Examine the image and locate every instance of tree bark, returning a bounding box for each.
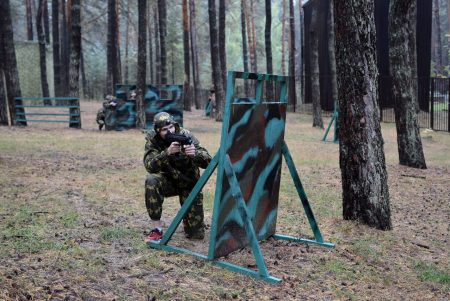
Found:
[0,57,8,125]
[281,0,286,75]
[208,0,224,121]
[182,0,191,111]
[328,0,338,105]
[158,0,167,84]
[68,0,81,128]
[265,0,274,100]
[389,0,427,169]
[106,0,119,95]
[288,0,296,112]
[37,0,50,102]
[0,0,25,125]
[297,0,304,104]
[334,1,391,230]
[136,0,147,129]
[52,0,61,96]
[189,0,201,109]
[219,0,227,85]
[147,2,154,84]
[26,0,34,40]
[433,0,443,75]
[241,0,250,95]
[60,0,71,96]
[310,7,322,127]
[154,6,161,84]
[80,45,87,98]
[124,0,131,84]
[43,0,50,44]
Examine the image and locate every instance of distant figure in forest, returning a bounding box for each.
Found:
[205,88,216,119]
[96,95,117,130]
[143,112,212,242]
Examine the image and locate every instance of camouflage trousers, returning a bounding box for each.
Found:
[145,173,204,238]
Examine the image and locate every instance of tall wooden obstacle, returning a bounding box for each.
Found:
[147,71,334,283]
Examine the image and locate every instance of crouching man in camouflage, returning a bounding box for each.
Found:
[144,112,212,241]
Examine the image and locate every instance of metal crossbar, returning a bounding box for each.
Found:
[14,97,81,128]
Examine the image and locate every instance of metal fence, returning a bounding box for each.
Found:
[380,77,450,132]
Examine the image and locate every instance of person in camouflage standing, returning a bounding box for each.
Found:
[144,112,212,241]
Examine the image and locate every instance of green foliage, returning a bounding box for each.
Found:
[414,261,450,285]
[100,225,138,241]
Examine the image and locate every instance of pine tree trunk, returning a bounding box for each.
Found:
[288,0,296,112]
[68,0,81,128]
[265,0,274,100]
[52,0,61,96]
[208,0,224,121]
[37,0,50,102]
[106,0,118,95]
[328,0,338,104]
[0,0,25,125]
[147,2,153,84]
[219,0,227,85]
[241,0,250,95]
[115,0,122,83]
[310,8,322,127]
[60,0,70,96]
[389,0,427,169]
[43,0,50,44]
[281,0,286,75]
[136,0,147,129]
[189,0,201,109]
[26,0,34,40]
[154,6,161,84]
[297,0,304,104]
[182,0,191,111]
[80,47,87,98]
[250,0,257,72]
[0,60,8,125]
[158,0,167,84]
[334,0,391,230]
[433,0,443,75]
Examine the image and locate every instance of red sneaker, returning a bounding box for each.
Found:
[145,228,163,242]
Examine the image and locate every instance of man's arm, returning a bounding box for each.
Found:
[188,134,212,169]
[143,142,171,173]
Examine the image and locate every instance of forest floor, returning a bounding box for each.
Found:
[0,100,449,300]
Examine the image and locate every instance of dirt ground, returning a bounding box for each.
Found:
[0,100,449,300]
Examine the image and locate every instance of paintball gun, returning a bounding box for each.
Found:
[165,132,193,146]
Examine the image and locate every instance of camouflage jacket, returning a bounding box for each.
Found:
[143,128,212,185]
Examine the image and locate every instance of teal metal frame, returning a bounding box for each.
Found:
[148,71,334,283]
[322,101,339,143]
[14,97,81,127]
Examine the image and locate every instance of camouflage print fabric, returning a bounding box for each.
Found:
[144,127,212,238]
[145,173,205,237]
[96,107,106,129]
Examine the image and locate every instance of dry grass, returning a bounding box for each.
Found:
[0,100,449,300]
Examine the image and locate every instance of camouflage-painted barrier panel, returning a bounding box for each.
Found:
[144,85,183,129]
[213,102,287,258]
[110,84,183,130]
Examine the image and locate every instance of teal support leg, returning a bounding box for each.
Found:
[281,141,334,247]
